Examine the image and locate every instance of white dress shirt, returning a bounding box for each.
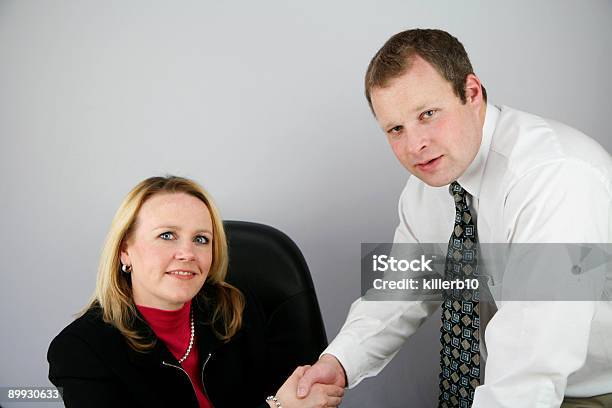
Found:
[324,104,612,407]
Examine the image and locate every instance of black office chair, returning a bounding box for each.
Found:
[223,221,328,378]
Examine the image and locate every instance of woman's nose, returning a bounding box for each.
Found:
[175,241,196,261]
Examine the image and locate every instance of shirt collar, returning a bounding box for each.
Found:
[456,103,499,198]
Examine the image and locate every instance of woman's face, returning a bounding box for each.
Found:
[120,192,213,310]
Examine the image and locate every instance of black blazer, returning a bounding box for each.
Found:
[48,285,310,408]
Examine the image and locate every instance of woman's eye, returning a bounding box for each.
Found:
[194,235,209,245]
[159,232,174,240]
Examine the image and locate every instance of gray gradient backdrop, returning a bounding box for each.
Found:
[1,1,611,407]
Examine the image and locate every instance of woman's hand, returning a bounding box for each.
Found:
[268,366,344,408]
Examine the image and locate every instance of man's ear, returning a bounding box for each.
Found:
[464,73,484,105]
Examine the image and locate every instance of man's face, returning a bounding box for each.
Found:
[370,56,484,187]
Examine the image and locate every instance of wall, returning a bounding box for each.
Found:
[1,1,610,406]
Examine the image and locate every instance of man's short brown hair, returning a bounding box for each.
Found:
[365,28,487,113]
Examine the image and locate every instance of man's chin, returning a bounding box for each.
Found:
[423,180,451,187]
[410,172,453,187]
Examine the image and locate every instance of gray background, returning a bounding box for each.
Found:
[1,1,611,407]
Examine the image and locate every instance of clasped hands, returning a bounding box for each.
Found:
[269,355,346,408]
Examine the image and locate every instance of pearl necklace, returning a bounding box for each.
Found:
[178,309,195,364]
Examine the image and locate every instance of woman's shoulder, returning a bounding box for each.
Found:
[198,281,264,319]
[50,306,116,345]
[193,282,266,347]
[47,306,126,375]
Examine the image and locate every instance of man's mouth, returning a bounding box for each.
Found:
[416,155,443,171]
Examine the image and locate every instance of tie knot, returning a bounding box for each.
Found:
[449,181,468,208]
[449,181,466,196]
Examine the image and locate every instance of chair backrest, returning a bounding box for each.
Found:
[223,221,328,363]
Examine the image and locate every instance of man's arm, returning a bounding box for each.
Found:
[297,181,441,394]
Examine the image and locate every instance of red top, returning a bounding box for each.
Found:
[137,301,212,408]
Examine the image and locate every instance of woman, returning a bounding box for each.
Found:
[48,176,343,408]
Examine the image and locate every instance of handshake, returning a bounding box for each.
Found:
[267,355,347,408]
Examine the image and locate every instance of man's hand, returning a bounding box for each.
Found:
[272,365,344,408]
[296,354,347,398]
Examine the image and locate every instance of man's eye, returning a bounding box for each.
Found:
[420,110,436,120]
[159,232,174,240]
[194,235,209,245]
[388,125,403,134]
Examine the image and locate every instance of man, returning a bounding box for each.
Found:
[296,29,612,407]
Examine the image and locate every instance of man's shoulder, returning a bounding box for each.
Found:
[489,105,611,184]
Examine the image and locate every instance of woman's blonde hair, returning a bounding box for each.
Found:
[84,176,244,351]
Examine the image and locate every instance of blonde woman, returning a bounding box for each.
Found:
[48,176,343,408]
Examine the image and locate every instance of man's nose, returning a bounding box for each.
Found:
[405,131,428,156]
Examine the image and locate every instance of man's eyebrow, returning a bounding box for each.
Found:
[413,103,427,113]
[381,121,396,130]
[152,225,213,234]
[381,104,428,130]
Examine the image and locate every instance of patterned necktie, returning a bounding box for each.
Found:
[439,181,480,408]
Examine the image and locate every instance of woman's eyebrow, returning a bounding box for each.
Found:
[152,225,212,234]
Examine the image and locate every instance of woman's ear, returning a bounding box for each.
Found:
[119,240,131,266]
